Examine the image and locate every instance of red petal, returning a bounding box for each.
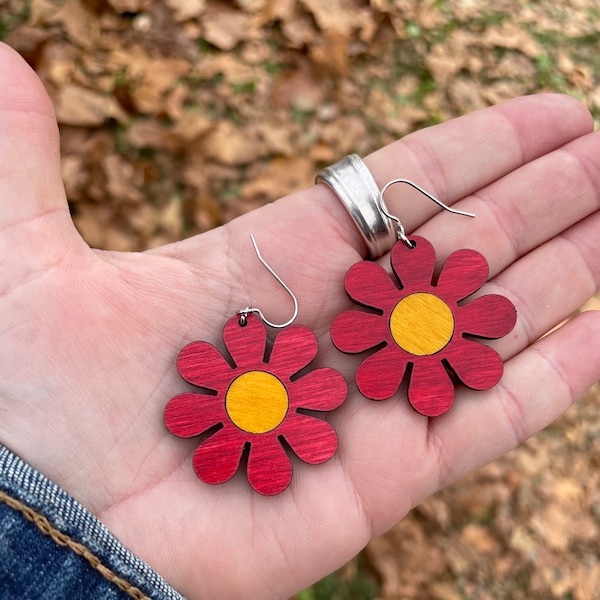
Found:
[289,368,347,411]
[456,294,517,339]
[246,436,292,495]
[445,338,504,390]
[192,426,246,484]
[164,392,224,438]
[436,249,489,300]
[344,260,400,309]
[330,310,390,354]
[222,314,267,369]
[177,342,233,390]
[269,324,317,377]
[390,236,436,291]
[408,359,454,417]
[356,345,409,400]
[281,415,338,464]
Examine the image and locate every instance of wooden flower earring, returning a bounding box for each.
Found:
[318,155,516,417]
[164,235,347,495]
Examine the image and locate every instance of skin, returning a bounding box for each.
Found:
[1,42,600,599]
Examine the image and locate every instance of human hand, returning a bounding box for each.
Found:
[1,42,599,599]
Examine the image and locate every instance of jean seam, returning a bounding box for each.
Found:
[0,488,151,600]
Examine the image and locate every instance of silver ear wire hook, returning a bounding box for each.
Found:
[379,179,476,248]
[237,234,299,329]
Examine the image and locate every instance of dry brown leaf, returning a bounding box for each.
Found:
[447,77,488,112]
[104,227,138,252]
[531,504,576,551]
[55,85,128,127]
[257,122,298,156]
[127,120,170,150]
[165,84,188,121]
[281,11,317,47]
[480,22,541,58]
[198,121,264,166]
[4,25,50,55]
[122,50,191,114]
[240,156,314,202]
[194,53,256,84]
[308,30,350,75]
[49,0,99,49]
[165,0,207,21]
[201,3,253,50]
[459,524,498,554]
[299,0,373,38]
[255,0,294,27]
[428,582,462,600]
[233,0,267,12]
[368,517,446,597]
[440,537,477,576]
[481,81,530,105]
[271,64,328,111]
[415,0,446,29]
[171,110,213,143]
[415,497,450,531]
[107,0,144,13]
[509,526,538,560]
[29,0,60,24]
[72,204,114,249]
[102,154,144,203]
[425,44,464,87]
[127,204,159,236]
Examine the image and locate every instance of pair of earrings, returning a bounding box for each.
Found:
[164,158,516,496]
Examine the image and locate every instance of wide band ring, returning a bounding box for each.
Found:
[315,154,397,259]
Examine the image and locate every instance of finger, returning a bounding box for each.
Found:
[417,130,600,273]
[0,44,81,277]
[428,310,600,494]
[364,94,594,236]
[0,44,70,227]
[481,207,600,360]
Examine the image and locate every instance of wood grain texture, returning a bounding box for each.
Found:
[165,314,347,495]
[331,236,517,417]
[389,292,455,355]
[225,370,289,434]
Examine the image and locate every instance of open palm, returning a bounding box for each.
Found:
[2,43,600,599]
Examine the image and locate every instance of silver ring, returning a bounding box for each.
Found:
[315,154,397,259]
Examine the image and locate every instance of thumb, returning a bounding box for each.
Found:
[0,43,78,254]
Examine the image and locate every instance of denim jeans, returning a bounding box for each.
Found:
[0,444,185,600]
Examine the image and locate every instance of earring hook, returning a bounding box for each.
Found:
[379,179,475,248]
[237,234,299,329]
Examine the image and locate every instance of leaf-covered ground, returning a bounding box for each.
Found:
[2,1,600,598]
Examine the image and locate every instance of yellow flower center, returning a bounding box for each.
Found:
[390,292,455,356]
[225,371,289,434]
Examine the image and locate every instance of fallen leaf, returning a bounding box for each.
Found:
[459,524,498,554]
[107,0,144,13]
[198,121,264,165]
[165,0,207,21]
[480,22,541,58]
[201,3,253,50]
[49,0,99,49]
[102,154,144,203]
[55,85,128,126]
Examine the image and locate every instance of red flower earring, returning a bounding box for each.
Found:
[164,235,347,495]
[318,155,516,417]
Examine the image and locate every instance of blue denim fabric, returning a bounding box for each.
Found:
[0,444,185,600]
